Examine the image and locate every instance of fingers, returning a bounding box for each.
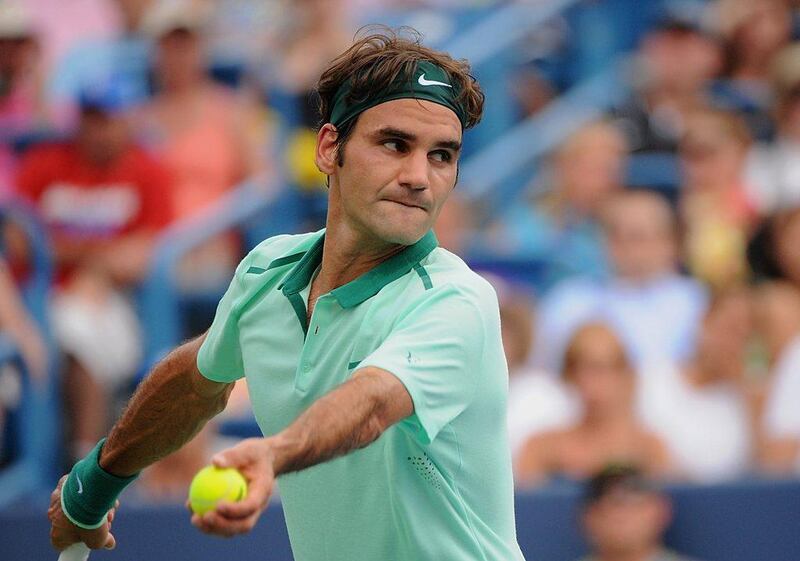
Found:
[50,525,77,551]
[211,448,246,469]
[211,438,264,469]
[79,525,111,550]
[215,476,272,520]
[191,509,262,537]
[48,474,121,552]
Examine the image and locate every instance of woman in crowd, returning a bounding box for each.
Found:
[638,289,755,482]
[515,323,671,487]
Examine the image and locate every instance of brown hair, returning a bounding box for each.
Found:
[315,26,485,163]
[561,323,633,381]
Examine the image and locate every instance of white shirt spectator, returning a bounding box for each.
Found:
[747,140,800,213]
[763,336,800,447]
[507,368,578,461]
[532,274,707,373]
[637,361,751,482]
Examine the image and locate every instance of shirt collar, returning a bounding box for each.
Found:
[281,229,438,308]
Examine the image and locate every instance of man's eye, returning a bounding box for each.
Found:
[384,140,404,152]
[430,150,452,163]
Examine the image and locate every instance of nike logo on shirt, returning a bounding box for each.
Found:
[418,74,452,88]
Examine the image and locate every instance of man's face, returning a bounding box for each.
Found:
[643,30,720,93]
[78,110,129,165]
[157,29,203,86]
[565,330,633,411]
[583,489,670,556]
[604,198,676,281]
[318,99,462,246]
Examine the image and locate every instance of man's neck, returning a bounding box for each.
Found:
[314,221,407,294]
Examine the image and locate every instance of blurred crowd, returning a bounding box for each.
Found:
[1,3,800,548]
[495,0,800,491]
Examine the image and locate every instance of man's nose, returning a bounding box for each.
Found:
[398,150,430,190]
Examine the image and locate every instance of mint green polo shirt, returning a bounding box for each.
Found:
[197,229,525,561]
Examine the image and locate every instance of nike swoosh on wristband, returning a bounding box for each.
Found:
[418,74,452,88]
[76,473,84,494]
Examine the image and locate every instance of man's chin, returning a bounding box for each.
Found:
[373,225,429,247]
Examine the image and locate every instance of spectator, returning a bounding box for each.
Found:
[482,274,577,461]
[0,253,48,466]
[48,0,157,125]
[433,193,475,257]
[533,190,706,372]
[515,323,671,487]
[747,43,800,212]
[771,206,800,286]
[753,281,800,473]
[0,3,53,138]
[15,87,172,461]
[471,121,626,285]
[20,0,118,74]
[577,465,703,561]
[679,108,757,289]
[712,0,793,139]
[611,17,722,153]
[638,290,755,482]
[0,256,47,382]
[269,0,351,101]
[134,0,269,289]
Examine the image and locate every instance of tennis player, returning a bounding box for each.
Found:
[48,28,526,560]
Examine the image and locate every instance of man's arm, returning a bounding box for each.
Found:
[49,333,233,550]
[100,334,233,476]
[193,366,413,537]
[270,366,413,474]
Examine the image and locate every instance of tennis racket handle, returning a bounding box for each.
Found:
[58,542,91,561]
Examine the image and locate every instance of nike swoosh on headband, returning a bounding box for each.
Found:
[418,74,452,88]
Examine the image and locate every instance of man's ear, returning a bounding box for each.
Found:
[316,124,339,175]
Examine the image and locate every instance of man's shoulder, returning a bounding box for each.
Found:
[414,247,499,310]
[241,230,323,272]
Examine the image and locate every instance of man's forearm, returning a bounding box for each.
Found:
[99,336,233,476]
[268,368,413,476]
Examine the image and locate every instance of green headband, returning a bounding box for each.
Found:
[329,60,466,129]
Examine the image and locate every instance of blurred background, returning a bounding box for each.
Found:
[1,0,800,559]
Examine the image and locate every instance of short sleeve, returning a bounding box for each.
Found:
[196,258,250,383]
[360,285,489,445]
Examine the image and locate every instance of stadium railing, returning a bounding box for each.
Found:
[442,0,582,152]
[0,203,59,509]
[0,336,43,508]
[458,61,630,221]
[139,178,281,367]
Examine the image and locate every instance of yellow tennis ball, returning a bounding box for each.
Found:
[188,466,248,515]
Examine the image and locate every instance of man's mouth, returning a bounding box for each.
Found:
[386,199,427,210]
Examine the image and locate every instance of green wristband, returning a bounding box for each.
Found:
[61,438,139,529]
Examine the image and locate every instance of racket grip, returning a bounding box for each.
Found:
[58,542,91,561]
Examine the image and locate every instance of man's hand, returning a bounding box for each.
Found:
[189,438,276,537]
[48,475,118,551]
[189,368,412,537]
